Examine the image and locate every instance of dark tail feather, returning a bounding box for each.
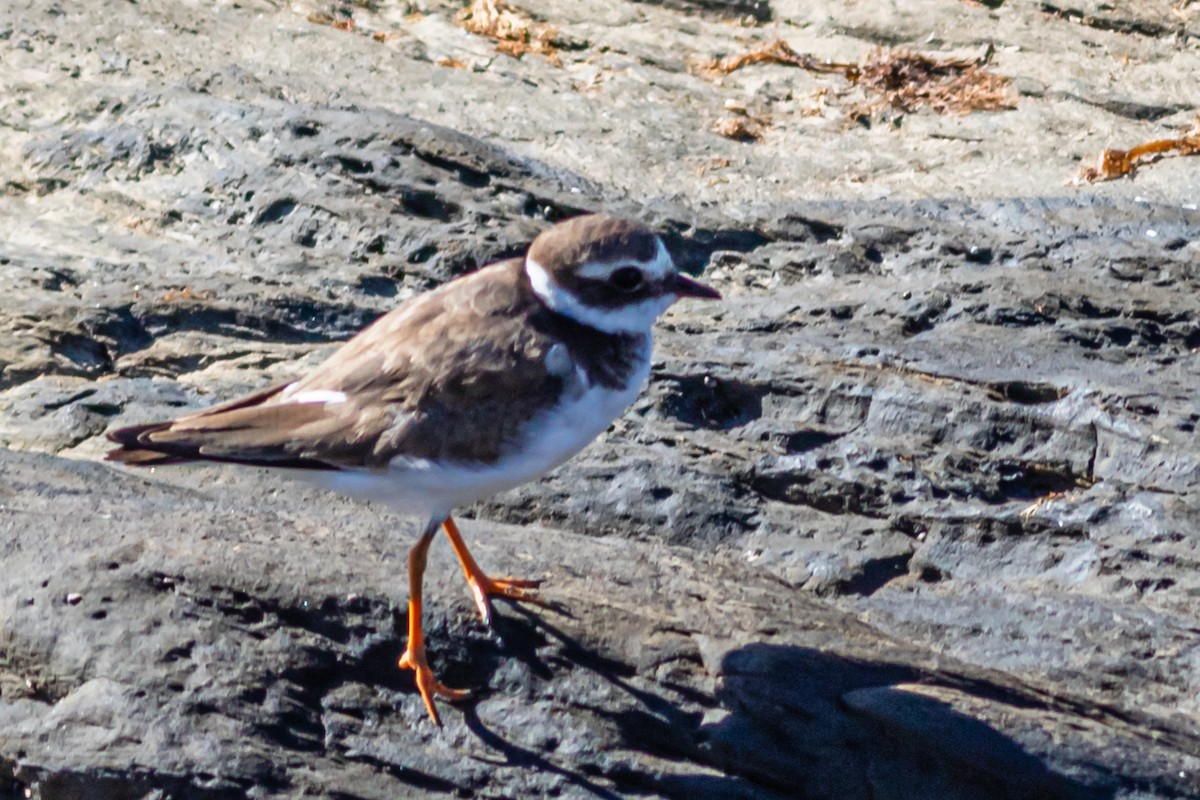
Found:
[104,419,337,471]
[105,421,197,466]
[105,382,298,467]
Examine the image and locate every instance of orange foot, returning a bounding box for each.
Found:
[398,639,469,727]
[465,574,543,627]
[442,516,544,627]
[401,517,471,727]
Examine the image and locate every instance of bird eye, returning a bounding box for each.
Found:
[609,266,644,291]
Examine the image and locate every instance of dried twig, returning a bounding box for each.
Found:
[695,38,855,78]
[160,287,214,303]
[1074,120,1200,183]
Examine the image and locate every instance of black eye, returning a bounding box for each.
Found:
[609,267,644,291]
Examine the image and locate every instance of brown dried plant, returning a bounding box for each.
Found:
[1075,119,1200,183]
[455,0,568,65]
[712,115,768,142]
[697,39,1016,118]
[852,47,1015,117]
[307,10,356,32]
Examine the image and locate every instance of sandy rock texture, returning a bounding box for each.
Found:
[2,0,1199,798]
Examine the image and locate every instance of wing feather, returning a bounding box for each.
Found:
[106,259,571,470]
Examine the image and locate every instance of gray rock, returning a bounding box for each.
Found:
[3,450,1197,799]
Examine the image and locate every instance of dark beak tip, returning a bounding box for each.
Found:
[675,273,722,300]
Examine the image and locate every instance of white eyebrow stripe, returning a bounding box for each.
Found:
[287,390,348,405]
[574,260,631,280]
[572,237,674,281]
[526,257,674,334]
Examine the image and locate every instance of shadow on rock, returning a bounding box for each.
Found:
[468,611,1110,800]
[702,644,1111,800]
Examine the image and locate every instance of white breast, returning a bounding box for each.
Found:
[506,357,650,483]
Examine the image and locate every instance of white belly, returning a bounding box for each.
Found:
[305,359,650,521]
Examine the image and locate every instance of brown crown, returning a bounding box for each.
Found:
[526,214,660,280]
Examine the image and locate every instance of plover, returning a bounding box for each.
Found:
[106,213,721,725]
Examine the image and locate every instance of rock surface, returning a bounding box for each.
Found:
[2,0,1200,798]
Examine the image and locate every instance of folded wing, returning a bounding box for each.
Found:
[106,260,568,471]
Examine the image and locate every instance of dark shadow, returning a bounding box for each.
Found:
[833,552,913,597]
[703,644,1113,800]
[458,612,1119,800]
[656,373,768,431]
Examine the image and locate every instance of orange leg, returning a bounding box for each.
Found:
[398,517,469,726]
[442,515,542,627]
